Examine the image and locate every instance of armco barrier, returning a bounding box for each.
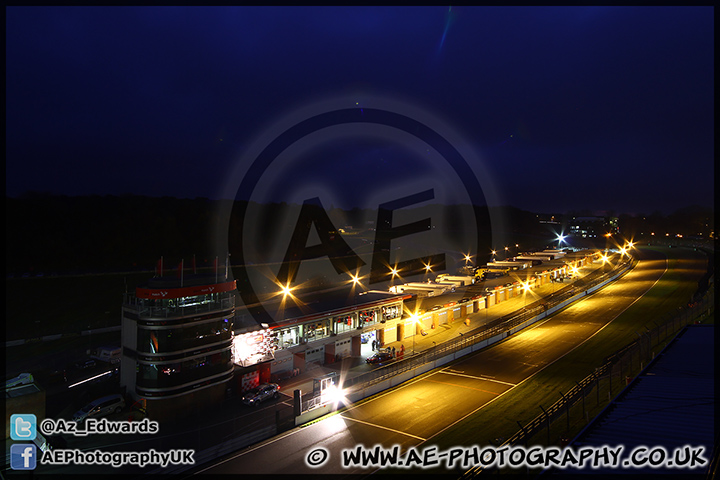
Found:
[296,255,630,424]
[508,260,634,336]
[150,424,277,476]
[462,285,714,479]
[329,258,635,417]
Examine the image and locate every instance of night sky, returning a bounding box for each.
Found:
[6,6,714,215]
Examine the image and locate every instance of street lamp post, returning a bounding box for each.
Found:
[463,254,473,275]
[557,234,566,249]
[411,314,421,355]
[389,267,399,290]
[412,325,415,356]
[522,281,531,310]
[604,233,612,257]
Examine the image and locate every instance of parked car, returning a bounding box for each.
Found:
[72,394,125,422]
[241,383,280,406]
[366,351,394,365]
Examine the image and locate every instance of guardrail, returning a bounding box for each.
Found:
[302,394,326,412]
[148,424,278,476]
[340,256,635,393]
[461,279,714,478]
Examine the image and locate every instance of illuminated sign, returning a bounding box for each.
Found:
[231,329,278,367]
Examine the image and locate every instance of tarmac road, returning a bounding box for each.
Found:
[190,247,705,475]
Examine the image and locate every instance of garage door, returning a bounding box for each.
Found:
[384,327,395,342]
[305,346,325,364]
[403,320,415,339]
[335,339,352,358]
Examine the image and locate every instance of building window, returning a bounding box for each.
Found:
[382,304,400,321]
[137,350,232,389]
[334,314,357,334]
[305,320,331,341]
[137,318,231,354]
[359,309,378,325]
[277,326,302,349]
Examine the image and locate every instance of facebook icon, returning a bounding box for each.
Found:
[11,444,37,470]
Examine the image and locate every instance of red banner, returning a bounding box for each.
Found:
[136,280,237,299]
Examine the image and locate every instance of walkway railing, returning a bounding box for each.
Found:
[340,256,635,393]
[461,281,714,478]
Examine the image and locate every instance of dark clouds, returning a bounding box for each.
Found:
[6,6,713,214]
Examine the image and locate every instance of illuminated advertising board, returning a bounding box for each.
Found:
[231,330,278,367]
